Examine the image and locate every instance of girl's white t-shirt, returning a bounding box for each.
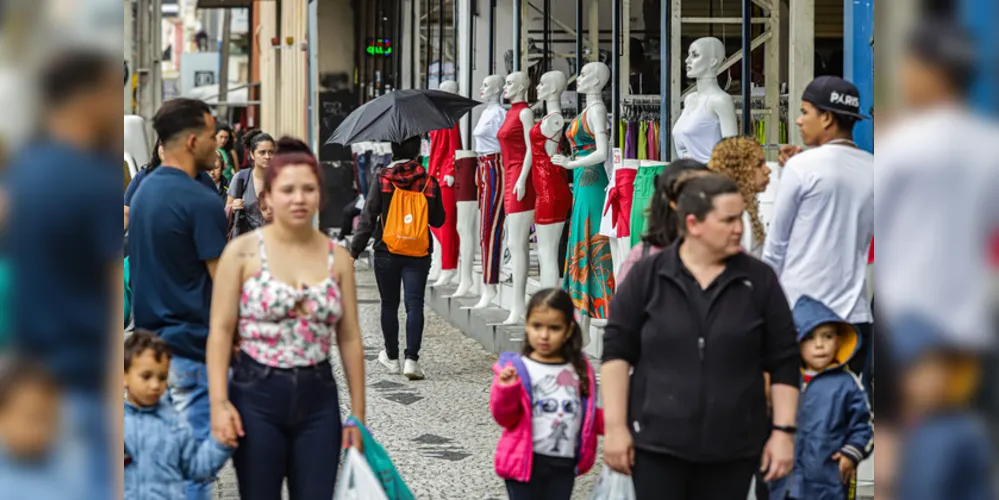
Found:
[522,356,582,459]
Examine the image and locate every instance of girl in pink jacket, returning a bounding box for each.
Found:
[490,288,604,499]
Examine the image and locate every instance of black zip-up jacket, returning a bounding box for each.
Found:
[349,160,446,259]
[602,241,800,462]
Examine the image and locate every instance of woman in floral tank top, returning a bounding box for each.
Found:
[206,138,367,500]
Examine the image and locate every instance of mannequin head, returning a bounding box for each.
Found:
[503,72,530,102]
[685,37,726,79]
[536,71,567,101]
[576,62,610,95]
[479,75,504,101]
[439,80,459,94]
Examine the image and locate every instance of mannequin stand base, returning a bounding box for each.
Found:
[431,270,458,288]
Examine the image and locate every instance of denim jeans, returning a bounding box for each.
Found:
[229,355,342,500]
[505,454,576,500]
[63,391,111,500]
[167,356,214,500]
[373,253,431,361]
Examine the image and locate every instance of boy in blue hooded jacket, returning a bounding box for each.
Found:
[124,331,233,499]
[769,296,873,500]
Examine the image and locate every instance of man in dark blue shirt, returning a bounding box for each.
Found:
[128,98,227,500]
[5,49,123,500]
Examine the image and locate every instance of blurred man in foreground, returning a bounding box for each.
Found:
[3,49,123,498]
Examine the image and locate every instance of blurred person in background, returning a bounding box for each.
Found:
[762,76,875,400]
[0,357,75,497]
[615,160,709,285]
[708,136,772,258]
[206,138,366,499]
[125,138,216,208]
[226,132,275,239]
[215,122,239,181]
[874,18,999,499]
[3,49,122,500]
[208,150,229,202]
[128,98,228,500]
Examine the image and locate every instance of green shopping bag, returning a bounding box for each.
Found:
[346,417,415,500]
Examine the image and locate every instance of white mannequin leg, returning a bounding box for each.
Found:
[429,233,443,282]
[535,222,566,289]
[470,284,497,309]
[618,237,632,268]
[608,236,623,278]
[503,211,534,325]
[577,314,592,348]
[452,201,479,297]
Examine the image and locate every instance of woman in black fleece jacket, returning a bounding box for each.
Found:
[349,136,445,380]
[600,174,801,499]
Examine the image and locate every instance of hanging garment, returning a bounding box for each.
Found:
[603,167,638,240]
[477,153,505,285]
[647,121,658,161]
[454,155,478,202]
[637,122,648,161]
[530,114,572,225]
[619,121,626,150]
[623,122,636,159]
[563,106,615,320]
[629,164,668,248]
[672,97,723,163]
[497,102,536,214]
[473,104,506,155]
[428,126,461,271]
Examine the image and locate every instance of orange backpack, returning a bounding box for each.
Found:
[382,179,431,257]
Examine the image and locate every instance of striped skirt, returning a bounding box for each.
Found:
[477,153,504,285]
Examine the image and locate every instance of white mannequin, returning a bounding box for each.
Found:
[431,80,461,287]
[533,70,568,288]
[470,75,506,310]
[673,37,738,162]
[451,150,479,297]
[498,72,535,325]
[551,61,612,339]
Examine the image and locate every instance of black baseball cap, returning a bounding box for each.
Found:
[801,76,869,121]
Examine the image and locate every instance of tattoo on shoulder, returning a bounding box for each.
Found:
[235,251,257,260]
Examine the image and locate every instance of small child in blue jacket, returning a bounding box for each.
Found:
[769,296,874,500]
[124,331,233,498]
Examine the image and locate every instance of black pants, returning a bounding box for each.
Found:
[230,356,342,500]
[849,322,874,407]
[340,200,362,237]
[373,253,431,361]
[505,454,575,500]
[632,449,757,500]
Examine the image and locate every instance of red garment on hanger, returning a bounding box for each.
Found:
[428,125,461,270]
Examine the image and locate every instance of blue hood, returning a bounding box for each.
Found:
[792,296,861,369]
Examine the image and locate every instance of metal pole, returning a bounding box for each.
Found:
[513,0,521,71]
[575,0,583,113]
[425,0,432,88]
[661,0,670,159]
[218,8,233,121]
[438,0,445,84]
[151,0,163,112]
[453,0,460,81]
[543,0,551,74]
[396,0,404,90]
[611,0,620,147]
[741,0,752,135]
[466,0,476,147]
[488,0,496,74]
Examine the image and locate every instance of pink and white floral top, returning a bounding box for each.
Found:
[238,230,343,368]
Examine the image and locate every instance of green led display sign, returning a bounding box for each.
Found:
[367,38,392,57]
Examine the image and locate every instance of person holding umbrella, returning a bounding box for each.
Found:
[333,88,479,381]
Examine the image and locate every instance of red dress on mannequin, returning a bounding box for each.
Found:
[427,125,461,270]
[497,102,536,214]
[529,114,571,224]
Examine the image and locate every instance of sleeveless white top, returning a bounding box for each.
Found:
[672,95,723,163]
[473,103,506,155]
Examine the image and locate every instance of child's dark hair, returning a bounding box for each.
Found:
[124,330,172,372]
[0,356,58,408]
[522,289,590,398]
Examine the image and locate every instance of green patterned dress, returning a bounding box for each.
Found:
[561,106,615,319]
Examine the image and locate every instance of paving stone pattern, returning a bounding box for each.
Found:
[215,268,603,499]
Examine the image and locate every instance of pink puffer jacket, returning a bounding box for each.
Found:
[489,352,604,483]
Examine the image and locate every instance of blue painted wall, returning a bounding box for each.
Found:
[963,0,997,115]
[844,0,874,152]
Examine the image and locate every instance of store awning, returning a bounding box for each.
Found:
[196,0,253,8]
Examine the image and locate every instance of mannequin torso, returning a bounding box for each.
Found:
[498,102,536,213]
[673,37,738,162]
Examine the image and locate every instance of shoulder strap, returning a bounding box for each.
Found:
[231,169,251,198]
[641,242,651,259]
[254,230,269,271]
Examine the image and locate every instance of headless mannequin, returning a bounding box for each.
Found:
[430,80,461,287]
[673,37,738,162]
[533,70,568,288]
[451,150,479,297]
[470,75,506,310]
[551,61,612,341]
[497,72,535,325]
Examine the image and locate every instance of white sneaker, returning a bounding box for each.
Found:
[403,359,425,380]
[378,350,400,374]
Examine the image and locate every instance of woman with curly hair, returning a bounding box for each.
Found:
[708,136,772,257]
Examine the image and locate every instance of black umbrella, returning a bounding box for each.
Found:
[327,89,481,145]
